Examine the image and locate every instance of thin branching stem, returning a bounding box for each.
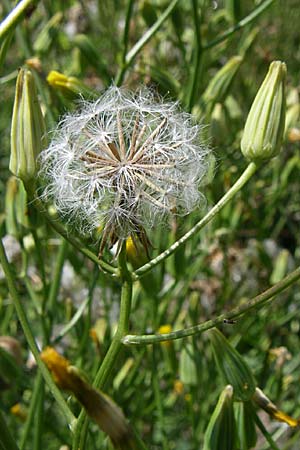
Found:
[186,0,203,112]
[115,0,179,85]
[29,196,118,277]
[123,265,300,345]
[203,0,275,50]
[0,239,77,429]
[72,243,134,448]
[0,0,38,42]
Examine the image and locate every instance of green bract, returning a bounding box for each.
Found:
[203,385,237,450]
[208,328,256,402]
[10,68,46,184]
[241,60,286,162]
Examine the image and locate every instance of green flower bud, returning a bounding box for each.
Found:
[5,177,29,238]
[10,68,46,184]
[204,385,237,450]
[202,56,243,113]
[208,328,256,401]
[241,61,287,162]
[235,401,257,450]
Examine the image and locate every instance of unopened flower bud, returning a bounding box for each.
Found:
[202,55,243,113]
[10,68,46,184]
[203,385,237,450]
[208,328,256,401]
[253,387,300,427]
[235,401,257,450]
[5,176,29,238]
[41,347,136,448]
[241,61,286,162]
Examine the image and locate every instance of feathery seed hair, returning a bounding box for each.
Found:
[39,87,211,250]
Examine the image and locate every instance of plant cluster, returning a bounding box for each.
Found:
[0,1,300,450]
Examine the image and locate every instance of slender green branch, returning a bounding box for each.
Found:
[72,243,133,448]
[122,0,135,64]
[133,162,258,280]
[0,238,76,428]
[94,244,133,389]
[31,228,47,294]
[20,372,43,450]
[123,265,300,345]
[254,412,280,450]
[186,0,203,111]
[115,0,179,85]
[46,238,68,341]
[0,0,38,42]
[203,0,275,51]
[30,196,118,277]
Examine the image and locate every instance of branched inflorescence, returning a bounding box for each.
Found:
[39,87,211,250]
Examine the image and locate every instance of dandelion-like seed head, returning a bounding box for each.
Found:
[39,87,211,249]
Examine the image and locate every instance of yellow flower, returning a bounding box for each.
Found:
[158,324,172,347]
[41,347,136,448]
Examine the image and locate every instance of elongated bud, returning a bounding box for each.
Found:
[5,177,29,238]
[202,56,243,112]
[203,385,237,450]
[10,68,46,184]
[208,328,256,401]
[253,387,300,427]
[235,401,257,450]
[241,61,286,162]
[47,70,95,99]
[41,347,137,449]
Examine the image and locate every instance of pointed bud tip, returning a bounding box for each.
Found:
[241,60,287,163]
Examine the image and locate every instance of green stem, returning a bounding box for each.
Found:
[94,244,133,389]
[186,0,203,112]
[31,228,47,293]
[254,412,280,450]
[20,372,43,450]
[152,348,169,450]
[30,196,118,277]
[0,238,76,429]
[122,0,135,64]
[123,264,300,345]
[133,162,258,280]
[0,408,19,450]
[72,243,133,449]
[203,0,275,51]
[0,0,37,42]
[115,0,179,85]
[33,381,45,450]
[46,238,67,341]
